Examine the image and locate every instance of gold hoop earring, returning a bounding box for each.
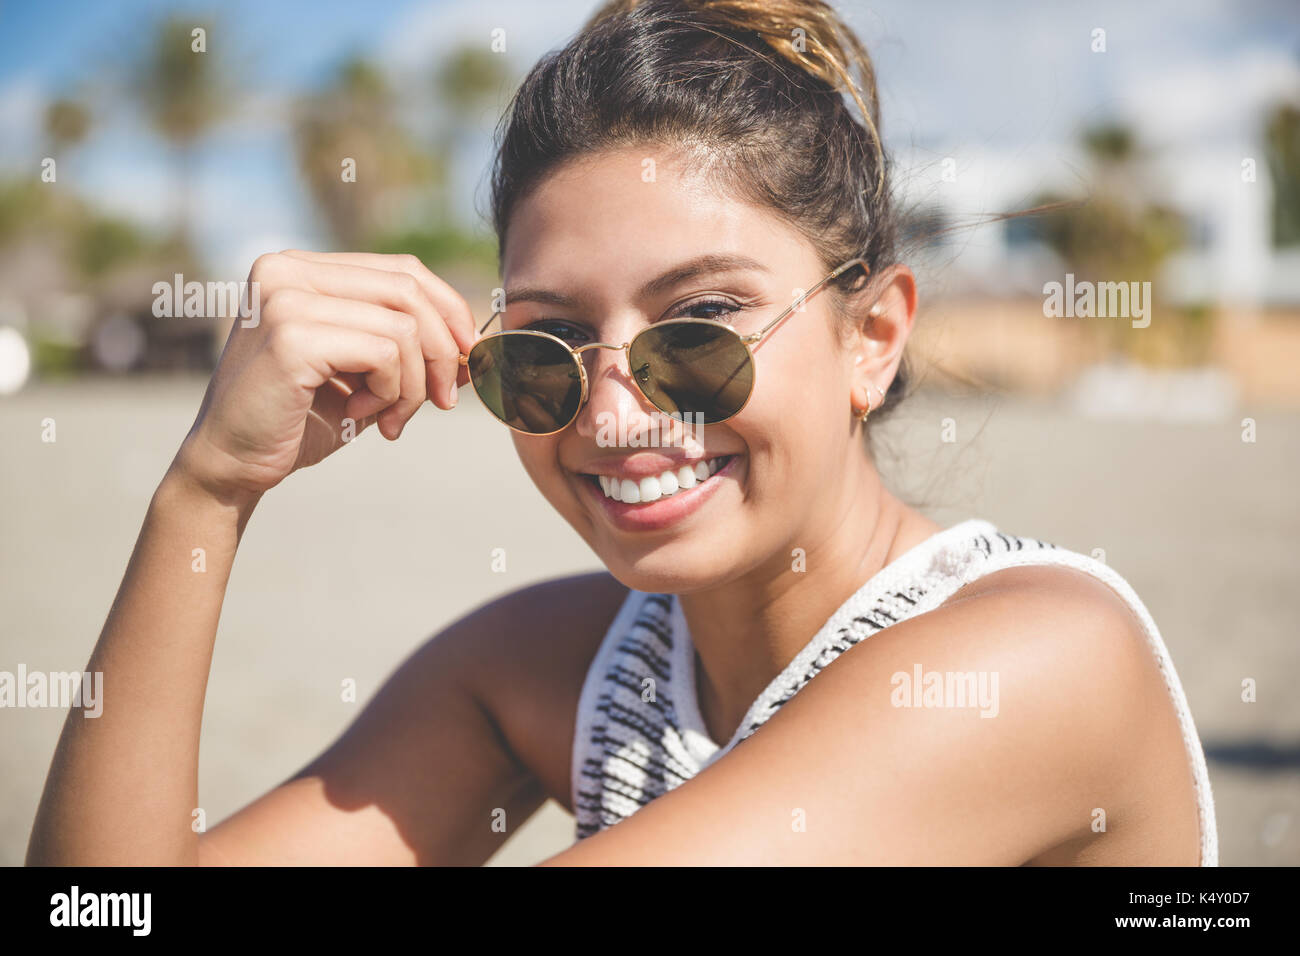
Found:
[854,383,887,423]
[854,382,885,423]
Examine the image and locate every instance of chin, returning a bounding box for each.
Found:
[602,533,747,591]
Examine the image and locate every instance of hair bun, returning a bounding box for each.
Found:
[585,0,884,199]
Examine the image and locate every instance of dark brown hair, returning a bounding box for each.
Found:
[489,0,908,419]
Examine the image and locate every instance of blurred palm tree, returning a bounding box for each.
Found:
[1081,124,1135,164]
[435,46,511,121]
[430,45,511,229]
[1023,121,1193,363]
[1045,122,1185,281]
[293,57,440,248]
[135,16,228,258]
[43,98,91,155]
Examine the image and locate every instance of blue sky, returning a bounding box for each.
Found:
[1,0,1297,280]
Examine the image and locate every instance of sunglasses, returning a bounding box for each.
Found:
[457,257,869,436]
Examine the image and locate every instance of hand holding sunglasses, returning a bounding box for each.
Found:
[459,258,871,435]
[172,250,477,509]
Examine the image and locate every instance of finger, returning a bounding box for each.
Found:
[266,321,403,439]
[313,377,381,442]
[263,288,426,438]
[280,250,479,359]
[273,257,461,409]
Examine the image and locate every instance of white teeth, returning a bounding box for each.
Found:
[639,475,662,503]
[593,457,731,504]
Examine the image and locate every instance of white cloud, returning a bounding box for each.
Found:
[0,74,45,168]
[380,0,599,78]
[1121,49,1300,146]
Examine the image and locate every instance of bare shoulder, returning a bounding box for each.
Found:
[935,563,1202,863]
[937,562,1177,733]
[846,562,1201,863]
[440,570,630,812]
[944,561,1157,669]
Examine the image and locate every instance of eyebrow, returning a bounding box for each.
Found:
[502,253,770,309]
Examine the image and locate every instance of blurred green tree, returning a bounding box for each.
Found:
[292,57,440,249]
[43,98,91,155]
[0,179,151,277]
[1039,122,1185,282]
[1021,122,1195,364]
[135,16,228,258]
[436,46,511,119]
[431,44,511,230]
[1264,101,1300,248]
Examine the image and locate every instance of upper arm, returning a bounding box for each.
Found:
[198,575,619,866]
[539,565,1170,865]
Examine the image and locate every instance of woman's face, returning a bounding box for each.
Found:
[499,146,875,593]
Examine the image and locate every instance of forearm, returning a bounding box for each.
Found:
[26,459,256,865]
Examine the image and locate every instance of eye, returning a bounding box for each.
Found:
[670,296,742,323]
[523,319,591,344]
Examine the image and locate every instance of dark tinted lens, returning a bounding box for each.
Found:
[467,333,582,434]
[628,321,753,424]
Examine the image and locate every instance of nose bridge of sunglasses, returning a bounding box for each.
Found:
[572,339,635,379]
[576,343,654,409]
[572,340,628,358]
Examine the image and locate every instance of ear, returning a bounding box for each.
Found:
[846,263,918,415]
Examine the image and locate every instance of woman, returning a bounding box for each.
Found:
[28,0,1216,865]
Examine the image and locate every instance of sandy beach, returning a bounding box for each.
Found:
[1,375,1296,865]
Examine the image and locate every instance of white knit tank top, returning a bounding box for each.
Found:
[570,518,1218,865]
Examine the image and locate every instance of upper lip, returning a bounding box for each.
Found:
[571,451,735,481]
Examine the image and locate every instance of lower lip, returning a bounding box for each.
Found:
[578,456,743,533]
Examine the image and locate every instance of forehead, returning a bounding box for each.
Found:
[500,146,814,290]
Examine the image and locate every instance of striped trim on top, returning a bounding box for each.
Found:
[567,518,1217,864]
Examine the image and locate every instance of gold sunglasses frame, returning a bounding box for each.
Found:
[456,257,870,436]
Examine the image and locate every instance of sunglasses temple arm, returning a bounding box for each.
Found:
[459,310,504,364]
[750,258,872,340]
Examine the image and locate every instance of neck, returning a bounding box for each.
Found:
[678,457,940,748]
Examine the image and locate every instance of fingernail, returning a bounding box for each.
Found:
[448,382,458,407]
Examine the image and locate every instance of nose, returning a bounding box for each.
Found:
[572,344,663,444]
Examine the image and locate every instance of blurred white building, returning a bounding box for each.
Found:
[894,136,1300,310]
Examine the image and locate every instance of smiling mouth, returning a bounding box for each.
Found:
[581,455,735,505]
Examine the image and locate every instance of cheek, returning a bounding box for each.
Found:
[511,435,568,501]
[762,314,846,399]
[734,330,848,484]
